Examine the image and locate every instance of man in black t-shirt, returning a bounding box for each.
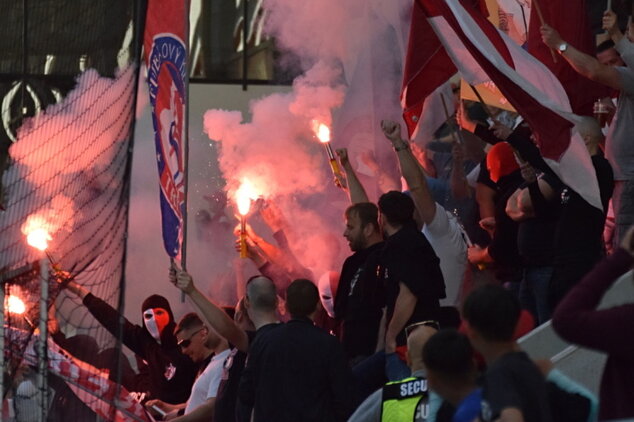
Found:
[462,284,551,422]
[378,191,445,378]
[335,202,385,364]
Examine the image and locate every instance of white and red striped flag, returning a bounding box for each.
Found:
[400,0,456,140]
[401,0,488,140]
[12,327,153,422]
[416,0,602,210]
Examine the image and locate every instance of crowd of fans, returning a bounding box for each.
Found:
[23,7,634,422]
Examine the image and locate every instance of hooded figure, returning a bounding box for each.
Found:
[79,291,198,404]
[142,294,177,346]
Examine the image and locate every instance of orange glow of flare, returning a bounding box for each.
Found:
[312,121,331,144]
[6,295,26,315]
[235,178,259,216]
[26,228,52,251]
[23,215,53,251]
[235,178,260,259]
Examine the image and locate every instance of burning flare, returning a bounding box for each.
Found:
[235,178,260,258]
[235,178,259,216]
[311,120,345,189]
[312,121,331,144]
[22,215,53,251]
[6,295,26,315]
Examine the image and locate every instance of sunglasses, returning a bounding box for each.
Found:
[404,320,440,338]
[177,328,204,349]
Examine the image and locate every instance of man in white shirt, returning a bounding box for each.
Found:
[147,312,230,421]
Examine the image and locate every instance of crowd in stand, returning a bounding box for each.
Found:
[32,8,634,422]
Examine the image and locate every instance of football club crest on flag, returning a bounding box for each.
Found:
[144,0,189,259]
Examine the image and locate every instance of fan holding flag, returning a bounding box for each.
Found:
[541,8,634,252]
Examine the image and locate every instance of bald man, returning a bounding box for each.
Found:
[349,323,439,422]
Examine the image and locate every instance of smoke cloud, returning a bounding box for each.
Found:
[0,65,136,330]
[202,0,412,287]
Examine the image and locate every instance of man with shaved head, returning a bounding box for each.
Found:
[170,269,279,421]
[244,275,280,329]
[239,279,353,422]
[349,322,439,422]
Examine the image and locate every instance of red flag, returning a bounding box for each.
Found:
[527,0,609,115]
[401,1,456,139]
[418,0,602,210]
[401,0,489,139]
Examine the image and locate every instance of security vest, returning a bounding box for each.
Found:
[381,376,429,422]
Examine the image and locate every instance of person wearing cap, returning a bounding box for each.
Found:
[60,278,198,404]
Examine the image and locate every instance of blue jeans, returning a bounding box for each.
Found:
[519,266,554,325]
[352,351,411,402]
[385,352,411,381]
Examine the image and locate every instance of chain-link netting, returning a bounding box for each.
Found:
[0,1,145,421]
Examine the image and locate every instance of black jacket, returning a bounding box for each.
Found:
[83,293,198,404]
[238,318,353,422]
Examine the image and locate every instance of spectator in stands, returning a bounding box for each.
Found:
[422,329,481,422]
[334,148,386,364]
[552,225,634,421]
[335,201,385,364]
[238,279,353,422]
[146,312,230,421]
[541,12,634,249]
[466,142,524,291]
[348,322,438,422]
[376,190,445,382]
[462,284,551,422]
[381,119,467,308]
[170,267,271,421]
[459,107,613,309]
[59,278,197,405]
[505,160,557,325]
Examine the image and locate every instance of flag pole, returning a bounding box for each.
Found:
[440,93,464,144]
[468,84,495,121]
[180,0,191,303]
[532,0,558,63]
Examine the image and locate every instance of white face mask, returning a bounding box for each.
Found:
[143,308,169,343]
[318,271,338,318]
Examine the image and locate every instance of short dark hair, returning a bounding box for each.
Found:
[378,191,415,226]
[246,275,278,312]
[597,39,615,54]
[174,312,203,336]
[345,202,380,232]
[422,329,474,381]
[462,284,520,342]
[286,279,319,318]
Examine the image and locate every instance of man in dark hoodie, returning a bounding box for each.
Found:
[60,278,198,404]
